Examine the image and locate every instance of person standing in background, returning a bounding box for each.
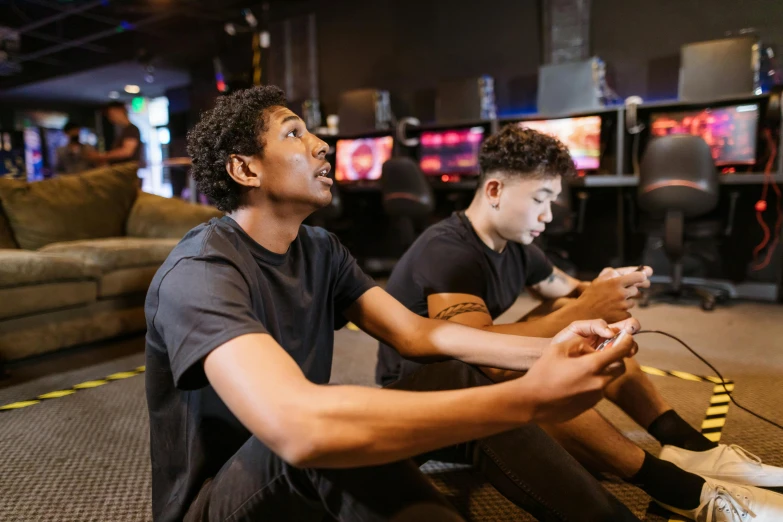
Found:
[55,122,97,174]
[90,101,142,165]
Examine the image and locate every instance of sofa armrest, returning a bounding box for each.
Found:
[126,191,223,239]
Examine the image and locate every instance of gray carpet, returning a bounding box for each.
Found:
[1,296,782,521]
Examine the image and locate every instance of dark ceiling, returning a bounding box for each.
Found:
[0,0,292,96]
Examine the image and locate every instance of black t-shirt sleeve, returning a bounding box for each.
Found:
[123,124,141,141]
[152,257,268,390]
[522,243,555,286]
[328,233,378,329]
[414,236,487,300]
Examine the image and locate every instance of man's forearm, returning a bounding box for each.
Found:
[103,148,133,161]
[297,378,536,468]
[399,316,550,371]
[476,300,594,383]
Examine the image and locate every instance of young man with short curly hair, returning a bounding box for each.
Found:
[144,86,642,522]
[377,124,783,521]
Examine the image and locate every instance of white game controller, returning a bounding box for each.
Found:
[596,330,630,352]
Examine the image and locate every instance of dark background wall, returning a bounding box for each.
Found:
[258,0,783,121]
[267,0,541,121]
[593,0,783,101]
[6,0,783,126]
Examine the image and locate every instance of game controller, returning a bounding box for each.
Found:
[596,333,621,352]
[595,330,632,352]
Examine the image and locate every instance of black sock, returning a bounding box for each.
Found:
[630,452,705,510]
[647,410,718,452]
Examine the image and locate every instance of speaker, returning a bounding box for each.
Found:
[678,36,760,101]
[337,89,392,136]
[435,75,497,123]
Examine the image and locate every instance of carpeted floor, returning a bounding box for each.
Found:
[1,296,782,521]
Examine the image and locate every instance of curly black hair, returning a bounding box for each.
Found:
[187,85,287,212]
[477,124,576,187]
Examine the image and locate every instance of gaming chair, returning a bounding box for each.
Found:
[380,158,434,253]
[637,134,735,310]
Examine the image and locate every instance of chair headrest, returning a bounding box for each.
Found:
[638,135,719,217]
[381,157,434,217]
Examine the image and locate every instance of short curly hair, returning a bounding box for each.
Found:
[477,124,576,187]
[187,85,287,212]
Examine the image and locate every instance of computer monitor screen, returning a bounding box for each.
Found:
[419,127,484,176]
[518,115,602,170]
[649,104,759,166]
[335,136,393,181]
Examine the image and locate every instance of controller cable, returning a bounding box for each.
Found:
[635,329,783,432]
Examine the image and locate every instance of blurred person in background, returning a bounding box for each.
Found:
[90,101,142,166]
[55,122,97,174]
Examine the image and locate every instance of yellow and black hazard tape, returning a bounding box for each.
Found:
[0,365,146,412]
[640,365,726,384]
[701,381,734,443]
[641,365,734,443]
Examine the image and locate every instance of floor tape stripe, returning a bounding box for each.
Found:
[0,366,146,412]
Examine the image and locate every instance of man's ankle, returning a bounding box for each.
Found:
[629,452,705,510]
[647,410,718,452]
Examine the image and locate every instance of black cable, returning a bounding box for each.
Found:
[636,330,783,432]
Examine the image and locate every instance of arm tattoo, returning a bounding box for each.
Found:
[434,302,490,321]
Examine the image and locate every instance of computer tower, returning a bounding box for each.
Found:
[337,89,392,136]
[537,58,605,115]
[435,76,497,123]
[678,36,760,102]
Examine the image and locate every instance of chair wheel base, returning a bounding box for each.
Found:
[639,284,727,311]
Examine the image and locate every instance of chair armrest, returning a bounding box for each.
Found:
[126,191,222,239]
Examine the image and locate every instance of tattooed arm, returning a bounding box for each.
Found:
[343,287,550,371]
[425,291,608,381]
[527,266,589,301]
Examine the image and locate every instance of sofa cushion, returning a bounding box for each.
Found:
[0,297,145,361]
[0,281,97,320]
[99,266,160,298]
[38,237,179,272]
[0,249,101,288]
[127,191,222,239]
[0,162,139,250]
[0,203,19,249]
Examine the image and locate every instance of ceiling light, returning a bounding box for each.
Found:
[108,91,120,99]
[124,84,140,94]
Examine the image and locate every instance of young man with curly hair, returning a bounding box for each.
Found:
[144,86,643,522]
[377,124,783,521]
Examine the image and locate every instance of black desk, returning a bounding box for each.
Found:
[571,173,783,302]
[575,173,783,187]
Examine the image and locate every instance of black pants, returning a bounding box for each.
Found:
[185,361,638,521]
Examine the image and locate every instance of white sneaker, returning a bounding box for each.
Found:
[656,477,783,521]
[660,444,783,487]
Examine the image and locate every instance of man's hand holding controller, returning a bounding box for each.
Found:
[514,318,640,425]
[573,265,652,323]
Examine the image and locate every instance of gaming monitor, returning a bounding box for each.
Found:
[335,136,394,182]
[419,127,485,176]
[518,116,602,170]
[649,104,759,166]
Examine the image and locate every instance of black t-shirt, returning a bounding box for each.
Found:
[110,123,142,164]
[376,212,553,386]
[145,216,376,522]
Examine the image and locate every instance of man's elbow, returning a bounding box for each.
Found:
[276,436,322,468]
